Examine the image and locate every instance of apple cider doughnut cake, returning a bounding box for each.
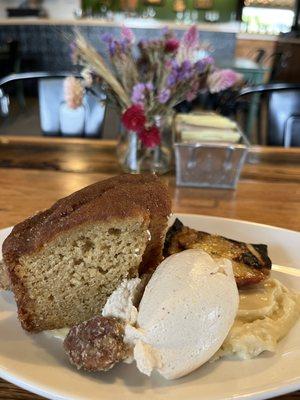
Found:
[2,174,171,332]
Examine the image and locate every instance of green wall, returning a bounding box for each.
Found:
[82,0,238,22]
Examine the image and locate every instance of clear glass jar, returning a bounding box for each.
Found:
[117,114,174,175]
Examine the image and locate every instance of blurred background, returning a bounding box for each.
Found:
[0,0,299,145]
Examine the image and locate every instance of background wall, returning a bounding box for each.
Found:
[134,0,238,21]
[0,23,236,70]
[83,0,238,21]
[0,0,238,21]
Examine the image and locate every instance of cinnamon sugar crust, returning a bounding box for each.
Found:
[3,173,170,270]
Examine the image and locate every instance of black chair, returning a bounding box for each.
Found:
[237,83,300,147]
[0,40,25,108]
[265,52,290,82]
[0,40,20,78]
[0,72,106,138]
[0,72,76,117]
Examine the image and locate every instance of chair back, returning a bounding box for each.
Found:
[237,84,300,147]
[0,72,106,138]
[0,40,20,77]
[268,90,300,146]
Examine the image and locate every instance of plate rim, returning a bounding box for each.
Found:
[0,213,299,400]
[0,365,300,400]
[173,213,300,234]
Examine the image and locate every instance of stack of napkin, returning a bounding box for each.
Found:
[175,113,241,143]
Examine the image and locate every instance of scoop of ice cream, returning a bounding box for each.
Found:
[125,249,239,379]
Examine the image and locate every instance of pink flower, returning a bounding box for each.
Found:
[182,25,198,49]
[186,90,198,102]
[121,104,146,132]
[207,69,243,94]
[64,77,84,109]
[121,26,135,44]
[138,125,161,148]
[165,38,180,53]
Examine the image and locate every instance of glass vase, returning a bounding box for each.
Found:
[117,114,174,175]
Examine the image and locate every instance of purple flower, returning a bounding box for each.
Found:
[108,42,117,56]
[101,33,118,56]
[182,25,198,49]
[131,83,146,104]
[131,82,153,104]
[167,72,178,86]
[166,60,180,86]
[119,39,128,53]
[162,26,169,36]
[101,33,113,44]
[145,82,153,91]
[182,60,192,70]
[121,26,135,44]
[179,60,192,80]
[169,59,179,69]
[158,88,171,104]
[195,56,214,73]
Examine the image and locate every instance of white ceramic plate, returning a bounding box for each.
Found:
[0,213,300,400]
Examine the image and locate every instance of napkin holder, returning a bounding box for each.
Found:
[174,127,250,190]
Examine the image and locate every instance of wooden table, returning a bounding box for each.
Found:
[0,136,299,400]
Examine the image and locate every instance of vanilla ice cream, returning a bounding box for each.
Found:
[104,249,239,379]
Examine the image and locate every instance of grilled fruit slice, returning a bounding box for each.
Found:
[164,219,272,288]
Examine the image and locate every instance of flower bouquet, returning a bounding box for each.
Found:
[73,25,241,173]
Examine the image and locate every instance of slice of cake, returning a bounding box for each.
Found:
[2,174,171,332]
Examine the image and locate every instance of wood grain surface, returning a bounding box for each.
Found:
[0,136,299,400]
